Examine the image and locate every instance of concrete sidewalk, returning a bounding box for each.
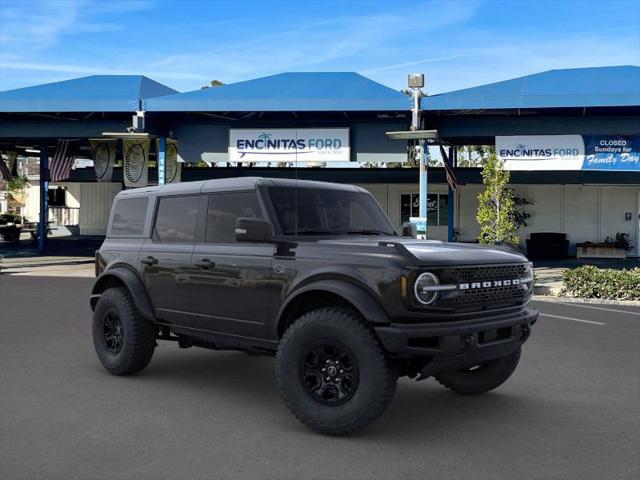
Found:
[533,266,565,296]
[0,256,94,276]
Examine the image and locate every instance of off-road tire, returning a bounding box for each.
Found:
[434,347,521,395]
[275,307,397,436]
[92,287,156,376]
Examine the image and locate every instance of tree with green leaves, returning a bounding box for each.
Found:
[201,80,225,89]
[457,145,495,167]
[476,153,518,245]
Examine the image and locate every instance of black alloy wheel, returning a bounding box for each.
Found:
[276,307,398,435]
[302,342,359,406]
[92,287,156,376]
[103,310,124,354]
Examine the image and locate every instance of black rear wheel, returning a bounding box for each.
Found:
[276,307,397,436]
[92,287,156,376]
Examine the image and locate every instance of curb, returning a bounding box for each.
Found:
[534,285,562,296]
[0,259,94,271]
[533,295,640,307]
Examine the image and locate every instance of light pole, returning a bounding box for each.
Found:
[408,73,427,238]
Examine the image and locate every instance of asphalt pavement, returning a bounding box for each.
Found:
[1,275,638,480]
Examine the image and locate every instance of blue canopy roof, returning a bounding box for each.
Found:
[145,72,411,112]
[0,75,178,113]
[422,66,640,111]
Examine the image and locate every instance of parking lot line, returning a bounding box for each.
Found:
[539,313,606,326]
[538,302,640,316]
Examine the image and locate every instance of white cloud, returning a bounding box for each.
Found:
[0,60,209,81]
[360,56,459,74]
[134,1,484,90]
[0,0,153,56]
[1,0,637,95]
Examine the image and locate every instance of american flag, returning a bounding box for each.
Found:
[0,157,12,181]
[439,145,458,190]
[50,140,78,182]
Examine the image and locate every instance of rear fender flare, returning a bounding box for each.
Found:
[90,266,155,321]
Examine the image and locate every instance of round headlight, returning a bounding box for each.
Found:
[414,272,440,305]
[524,263,535,292]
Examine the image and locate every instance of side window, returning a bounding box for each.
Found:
[110,197,148,236]
[206,192,262,243]
[153,195,200,243]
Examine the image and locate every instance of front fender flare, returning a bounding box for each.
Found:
[90,266,155,321]
[276,279,391,336]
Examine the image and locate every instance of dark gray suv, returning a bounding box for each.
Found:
[91,177,537,435]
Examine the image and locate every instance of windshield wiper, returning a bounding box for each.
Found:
[290,229,335,236]
[344,230,388,235]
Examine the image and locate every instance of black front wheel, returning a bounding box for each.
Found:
[276,307,397,436]
[92,287,156,376]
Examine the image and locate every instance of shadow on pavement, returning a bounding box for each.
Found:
[117,346,547,440]
[0,235,104,258]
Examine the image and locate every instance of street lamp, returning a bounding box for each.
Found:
[408,73,427,238]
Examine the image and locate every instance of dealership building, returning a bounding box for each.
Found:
[0,66,639,257]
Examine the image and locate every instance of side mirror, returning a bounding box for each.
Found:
[235,217,274,243]
[401,222,417,239]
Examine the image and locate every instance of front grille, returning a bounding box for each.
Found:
[452,283,526,305]
[451,264,528,283]
[431,263,531,311]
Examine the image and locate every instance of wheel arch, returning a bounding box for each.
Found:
[91,266,155,321]
[276,280,390,338]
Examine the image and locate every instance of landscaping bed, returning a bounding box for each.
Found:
[561,265,640,301]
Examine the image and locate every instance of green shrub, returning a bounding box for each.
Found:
[561,265,640,300]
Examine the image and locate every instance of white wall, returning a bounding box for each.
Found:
[419,182,639,257]
[599,187,639,254]
[19,179,639,257]
[76,183,121,235]
[23,181,41,222]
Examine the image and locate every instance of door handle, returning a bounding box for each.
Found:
[141,256,158,266]
[194,258,215,269]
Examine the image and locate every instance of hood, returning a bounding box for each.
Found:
[317,236,527,266]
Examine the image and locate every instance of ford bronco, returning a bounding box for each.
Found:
[91,177,537,435]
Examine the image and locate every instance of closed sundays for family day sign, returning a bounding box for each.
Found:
[496,135,640,171]
[229,128,350,163]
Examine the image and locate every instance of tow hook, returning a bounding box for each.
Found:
[461,334,476,352]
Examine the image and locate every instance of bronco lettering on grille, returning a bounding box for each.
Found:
[459,279,521,290]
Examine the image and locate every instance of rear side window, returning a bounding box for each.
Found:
[206,192,262,243]
[153,195,200,243]
[110,197,148,236]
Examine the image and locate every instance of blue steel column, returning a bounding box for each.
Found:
[157,137,166,186]
[447,146,455,242]
[419,140,428,238]
[38,144,48,254]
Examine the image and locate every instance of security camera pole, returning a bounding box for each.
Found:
[408,73,427,239]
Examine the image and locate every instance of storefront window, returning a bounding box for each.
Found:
[400,193,448,227]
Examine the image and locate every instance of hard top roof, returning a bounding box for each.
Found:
[115,177,365,199]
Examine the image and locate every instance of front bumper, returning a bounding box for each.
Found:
[375,307,538,377]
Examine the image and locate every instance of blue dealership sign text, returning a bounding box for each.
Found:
[582,135,640,171]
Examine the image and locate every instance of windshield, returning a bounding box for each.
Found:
[267,186,396,236]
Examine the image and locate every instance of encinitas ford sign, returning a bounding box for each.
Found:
[497,135,640,171]
[497,135,585,170]
[229,128,350,163]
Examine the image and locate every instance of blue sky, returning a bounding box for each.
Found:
[0,0,638,94]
